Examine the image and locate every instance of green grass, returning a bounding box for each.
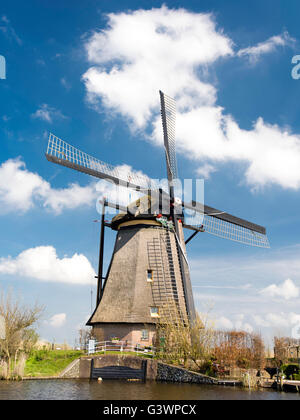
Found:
[24,350,84,377]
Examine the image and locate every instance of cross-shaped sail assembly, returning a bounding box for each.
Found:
[46,131,269,249]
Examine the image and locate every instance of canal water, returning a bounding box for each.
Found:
[0,379,299,400]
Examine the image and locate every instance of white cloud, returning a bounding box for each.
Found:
[242,323,254,334]
[0,158,48,212]
[226,117,300,190]
[216,316,233,330]
[215,315,253,333]
[49,313,66,328]
[265,313,288,328]
[0,158,151,215]
[0,246,96,285]
[45,182,97,214]
[234,313,245,330]
[260,278,299,300]
[82,6,232,128]
[232,314,253,333]
[196,163,216,179]
[82,7,300,190]
[237,31,295,63]
[252,315,270,328]
[31,104,67,123]
[0,158,97,214]
[252,312,300,329]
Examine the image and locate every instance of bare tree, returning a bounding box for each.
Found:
[213,330,265,370]
[251,332,265,370]
[78,327,93,350]
[0,291,44,378]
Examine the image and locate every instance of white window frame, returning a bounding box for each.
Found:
[150,306,160,317]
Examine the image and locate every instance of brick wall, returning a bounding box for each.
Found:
[92,323,156,347]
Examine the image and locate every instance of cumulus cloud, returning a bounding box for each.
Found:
[196,163,216,179]
[0,158,154,215]
[45,182,97,214]
[48,313,66,327]
[0,246,96,285]
[237,31,295,63]
[0,158,96,214]
[216,316,233,330]
[216,314,253,333]
[260,278,299,300]
[242,323,254,334]
[82,7,300,190]
[0,158,49,212]
[253,312,300,329]
[31,104,67,123]
[82,6,232,128]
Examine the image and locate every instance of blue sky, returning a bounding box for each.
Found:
[1,0,300,347]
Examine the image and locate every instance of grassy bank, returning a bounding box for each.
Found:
[24,350,83,377]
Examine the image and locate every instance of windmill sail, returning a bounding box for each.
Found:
[46,133,159,193]
[159,91,178,184]
[159,91,196,322]
[183,201,269,248]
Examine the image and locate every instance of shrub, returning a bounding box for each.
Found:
[281,363,299,379]
[199,360,215,377]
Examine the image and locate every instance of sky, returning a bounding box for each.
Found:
[1,0,300,347]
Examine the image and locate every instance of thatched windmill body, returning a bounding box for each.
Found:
[45,91,269,346]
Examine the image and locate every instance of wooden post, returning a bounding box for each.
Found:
[90,358,94,380]
[96,200,106,306]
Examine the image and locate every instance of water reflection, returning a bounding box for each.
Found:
[0,379,299,400]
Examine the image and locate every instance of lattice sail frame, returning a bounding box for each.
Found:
[185,211,270,248]
[160,91,178,182]
[46,133,159,191]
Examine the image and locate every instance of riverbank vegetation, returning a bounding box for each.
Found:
[155,307,265,382]
[154,307,300,388]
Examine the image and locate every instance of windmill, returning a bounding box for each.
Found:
[45,91,269,346]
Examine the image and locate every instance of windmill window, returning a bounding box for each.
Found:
[147,270,153,282]
[150,307,160,317]
[141,329,149,340]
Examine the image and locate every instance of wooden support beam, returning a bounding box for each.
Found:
[185,230,199,245]
[96,200,106,306]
